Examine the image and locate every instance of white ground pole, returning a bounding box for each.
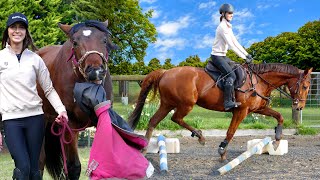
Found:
[157,135,168,173]
[217,137,272,175]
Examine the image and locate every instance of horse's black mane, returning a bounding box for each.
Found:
[70,20,111,36]
[250,63,300,75]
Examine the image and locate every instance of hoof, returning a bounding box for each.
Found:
[198,137,206,145]
[141,148,147,155]
[219,158,228,163]
[272,140,280,151]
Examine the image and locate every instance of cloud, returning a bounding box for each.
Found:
[154,37,187,52]
[234,8,254,21]
[245,38,260,47]
[198,1,217,9]
[288,9,294,13]
[195,34,214,49]
[151,8,161,18]
[139,0,157,4]
[157,16,192,36]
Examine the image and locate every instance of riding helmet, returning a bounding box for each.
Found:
[219,4,234,14]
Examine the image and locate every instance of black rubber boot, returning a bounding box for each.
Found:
[30,170,42,180]
[223,83,241,111]
[12,168,28,180]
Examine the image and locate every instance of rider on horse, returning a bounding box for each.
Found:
[208,3,253,111]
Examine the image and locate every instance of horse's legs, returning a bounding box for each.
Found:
[66,133,81,180]
[255,107,284,148]
[144,104,173,153]
[171,105,206,145]
[219,109,247,162]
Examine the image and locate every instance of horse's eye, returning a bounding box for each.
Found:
[303,86,307,90]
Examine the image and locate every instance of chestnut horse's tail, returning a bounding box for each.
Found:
[44,122,63,179]
[128,69,166,130]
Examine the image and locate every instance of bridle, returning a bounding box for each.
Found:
[67,46,109,81]
[246,64,309,105]
[288,73,310,105]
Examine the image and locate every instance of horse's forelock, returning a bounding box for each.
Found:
[70,20,111,37]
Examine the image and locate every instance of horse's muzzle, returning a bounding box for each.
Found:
[86,67,107,83]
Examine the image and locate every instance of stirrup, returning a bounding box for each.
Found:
[224,102,241,111]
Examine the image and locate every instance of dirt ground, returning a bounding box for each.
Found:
[146,135,320,179]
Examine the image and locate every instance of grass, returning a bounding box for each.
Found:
[112,102,297,130]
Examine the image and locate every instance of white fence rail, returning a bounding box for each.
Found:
[301,72,320,127]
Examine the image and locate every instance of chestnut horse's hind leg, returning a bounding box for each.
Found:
[219,108,247,162]
[255,107,284,149]
[171,105,206,145]
[144,104,173,154]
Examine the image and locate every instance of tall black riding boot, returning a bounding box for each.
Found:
[12,168,28,180]
[223,83,241,111]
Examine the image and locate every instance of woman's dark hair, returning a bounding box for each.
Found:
[1,26,37,52]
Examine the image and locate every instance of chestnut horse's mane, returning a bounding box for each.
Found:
[69,20,112,36]
[250,63,300,75]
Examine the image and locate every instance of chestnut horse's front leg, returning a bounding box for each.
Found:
[219,108,248,162]
[254,107,284,148]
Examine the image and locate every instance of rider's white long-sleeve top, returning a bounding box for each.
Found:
[0,44,66,120]
[211,18,248,59]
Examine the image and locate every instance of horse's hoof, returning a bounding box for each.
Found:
[272,140,280,151]
[141,148,147,155]
[219,158,228,163]
[198,137,206,145]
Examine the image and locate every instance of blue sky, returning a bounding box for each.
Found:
[139,0,320,65]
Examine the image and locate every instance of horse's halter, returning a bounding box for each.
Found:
[67,47,109,81]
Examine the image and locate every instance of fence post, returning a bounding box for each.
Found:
[292,108,300,125]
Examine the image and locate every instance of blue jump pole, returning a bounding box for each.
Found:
[157,135,168,174]
[217,136,272,175]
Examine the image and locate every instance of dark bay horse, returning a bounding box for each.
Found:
[37,20,117,179]
[128,63,312,161]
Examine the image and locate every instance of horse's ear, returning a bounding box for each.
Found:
[58,23,72,36]
[102,20,109,27]
[304,68,313,76]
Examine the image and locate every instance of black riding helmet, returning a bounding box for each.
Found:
[219,3,234,14]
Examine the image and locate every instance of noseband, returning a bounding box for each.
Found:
[67,48,109,81]
[289,73,309,105]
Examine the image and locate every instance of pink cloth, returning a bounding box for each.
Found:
[88,104,149,179]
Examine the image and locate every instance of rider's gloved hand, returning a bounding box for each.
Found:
[245,54,253,64]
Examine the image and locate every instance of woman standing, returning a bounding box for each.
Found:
[208,3,253,111]
[0,12,68,179]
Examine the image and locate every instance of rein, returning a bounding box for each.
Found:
[50,117,91,176]
[246,64,306,105]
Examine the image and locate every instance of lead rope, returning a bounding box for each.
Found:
[50,117,91,177]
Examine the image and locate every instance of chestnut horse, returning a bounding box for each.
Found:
[37,20,117,179]
[128,63,312,161]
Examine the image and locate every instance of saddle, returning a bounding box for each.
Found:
[204,60,247,90]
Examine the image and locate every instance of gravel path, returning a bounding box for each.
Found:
[146,135,320,179]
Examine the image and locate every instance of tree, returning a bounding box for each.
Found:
[132,59,149,75]
[147,58,161,73]
[162,58,175,70]
[0,0,67,48]
[178,55,204,67]
[296,20,320,71]
[71,0,157,66]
